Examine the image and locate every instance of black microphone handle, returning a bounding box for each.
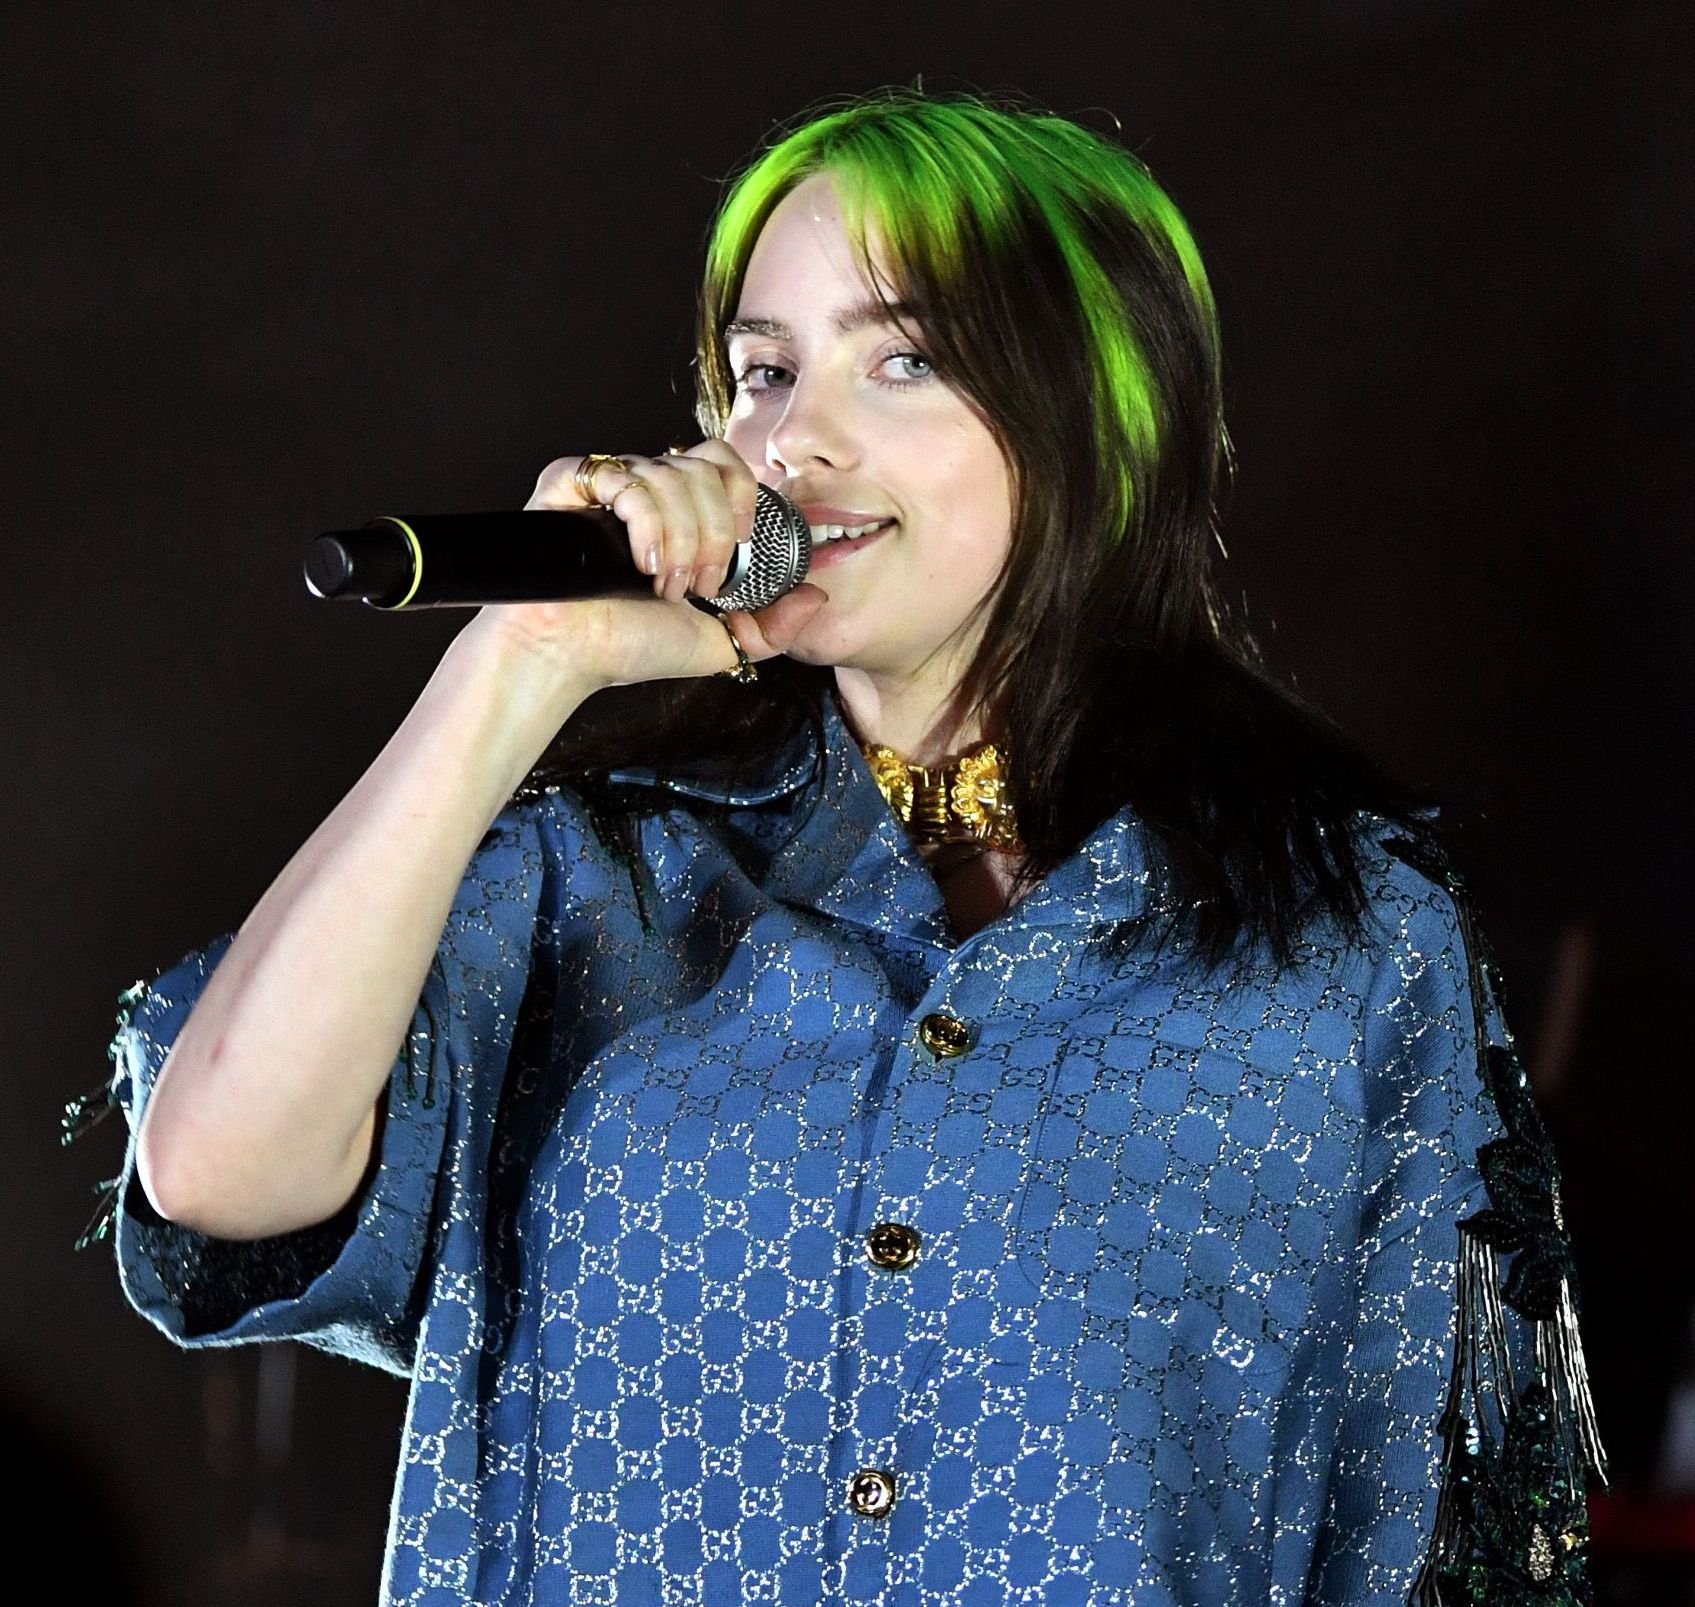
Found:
[304,509,727,609]
[306,484,812,613]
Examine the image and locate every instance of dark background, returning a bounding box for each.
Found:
[7,3,1692,1602]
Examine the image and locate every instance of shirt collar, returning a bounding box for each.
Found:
[606,688,1157,948]
[603,711,819,806]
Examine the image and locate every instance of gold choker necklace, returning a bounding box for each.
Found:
[859,739,1025,852]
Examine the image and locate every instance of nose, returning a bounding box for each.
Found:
[764,370,860,477]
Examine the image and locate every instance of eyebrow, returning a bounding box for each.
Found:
[722,298,925,342]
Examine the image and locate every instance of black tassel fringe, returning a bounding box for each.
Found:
[1383,833,1607,1606]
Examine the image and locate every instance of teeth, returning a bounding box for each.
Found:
[811,520,890,543]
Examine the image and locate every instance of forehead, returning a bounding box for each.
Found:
[728,177,914,342]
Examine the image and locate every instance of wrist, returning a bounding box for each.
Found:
[429,621,606,803]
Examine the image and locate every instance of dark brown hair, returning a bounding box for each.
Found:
[523,84,1450,979]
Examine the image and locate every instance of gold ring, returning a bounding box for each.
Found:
[572,453,631,508]
[712,613,758,684]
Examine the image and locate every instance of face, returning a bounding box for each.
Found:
[722,172,1015,687]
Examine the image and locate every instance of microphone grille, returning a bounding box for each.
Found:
[706,485,811,613]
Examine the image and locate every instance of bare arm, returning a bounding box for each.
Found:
[134,441,826,1243]
[134,622,600,1240]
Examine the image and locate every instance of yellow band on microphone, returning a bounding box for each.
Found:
[370,516,424,609]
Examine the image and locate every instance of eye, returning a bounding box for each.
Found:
[878,351,935,388]
[732,349,938,397]
[734,362,789,395]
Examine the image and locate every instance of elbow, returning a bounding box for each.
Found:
[130,1042,218,1226]
[133,1108,201,1227]
[134,1123,250,1235]
[134,1108,370,1241]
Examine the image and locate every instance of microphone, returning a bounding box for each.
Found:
[303,484,811,614]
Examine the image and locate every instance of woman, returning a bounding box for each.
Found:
[75,87,1605,1603]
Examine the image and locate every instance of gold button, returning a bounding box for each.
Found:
[847,1467,897,1517]
[918,1012,971,1058]
[865,1221,921,1270]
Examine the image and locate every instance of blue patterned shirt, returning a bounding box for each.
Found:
[102,692,1601,1604]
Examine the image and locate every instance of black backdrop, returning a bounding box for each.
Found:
[7,4,1692,1601]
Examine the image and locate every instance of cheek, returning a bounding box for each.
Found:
[723,412,763,463]
[904,505,1013,614]
[930,449,1015,578]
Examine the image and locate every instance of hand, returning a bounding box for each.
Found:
[456,440,828,690]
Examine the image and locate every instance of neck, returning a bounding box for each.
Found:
[831,666,993,765]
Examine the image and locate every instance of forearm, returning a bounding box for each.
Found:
[135,623,599,1239]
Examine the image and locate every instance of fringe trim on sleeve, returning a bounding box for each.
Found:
[1381,833,1608,1606]
[64,978,149,1252]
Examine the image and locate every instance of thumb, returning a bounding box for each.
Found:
[726,582,830,661]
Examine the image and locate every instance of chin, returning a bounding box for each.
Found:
[777,610,869,669]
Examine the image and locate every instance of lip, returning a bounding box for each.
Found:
[808,519,895,569]
[796,503,894,527]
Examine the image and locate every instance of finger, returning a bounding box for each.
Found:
[527,455,618,511]
[671,440,761,597]
[619,459,700,600]
[660,441,754,599]
[704,608,751,678]
[663,453,744,602]
[645,459,709,603]
[530,457,664,579]
[602,473,666,580]
[652,449,722,599]
[726,582,829,659]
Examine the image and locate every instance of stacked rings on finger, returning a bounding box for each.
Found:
[573,448,756,686]
[572,454,632,509]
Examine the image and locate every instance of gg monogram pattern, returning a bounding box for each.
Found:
[100,694,1598,1604]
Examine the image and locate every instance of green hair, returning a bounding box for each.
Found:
[694,84,1223,546]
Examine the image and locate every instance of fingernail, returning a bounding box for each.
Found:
[644,543,661,576]
[666,564,691,600]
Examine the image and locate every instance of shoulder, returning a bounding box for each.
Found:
[1340,806,1481,979]
[1209,805,1478,1010]
[1341,808,1512,1172]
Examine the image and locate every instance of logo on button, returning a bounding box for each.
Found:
[918,1012,971,1058]
[865,1221,921,1270]
[847,1467,897,1517]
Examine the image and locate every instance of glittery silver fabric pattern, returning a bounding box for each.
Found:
[103,694,1596,1604]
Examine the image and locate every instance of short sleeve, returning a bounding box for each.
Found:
[104,930,453,1378]
[84,795,553,1378]
[1305,825,1608,1606]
